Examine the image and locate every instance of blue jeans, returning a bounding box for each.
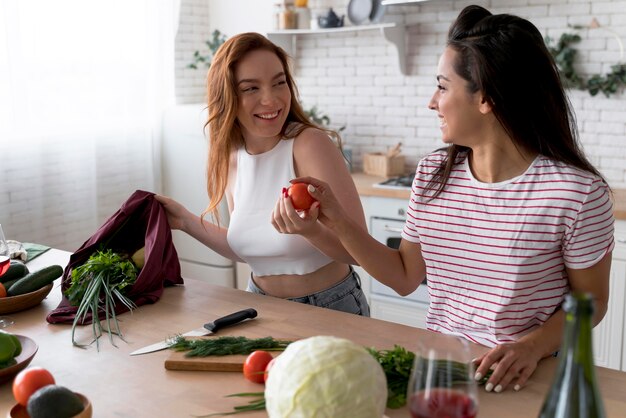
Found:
[247,267,370,317]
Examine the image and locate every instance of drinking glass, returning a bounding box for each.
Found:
[407,335,478,418]
[0,224,9,277]
[0,224,15,327]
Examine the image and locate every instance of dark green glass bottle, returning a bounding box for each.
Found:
[538,292,606,418]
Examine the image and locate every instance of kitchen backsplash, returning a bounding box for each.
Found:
[176,0,626,188]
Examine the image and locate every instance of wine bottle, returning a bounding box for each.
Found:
[538,292,605,418]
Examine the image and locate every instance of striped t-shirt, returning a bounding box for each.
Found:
[401,150,615,348]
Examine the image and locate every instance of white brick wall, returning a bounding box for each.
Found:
[176,0,626,187]
[176,0,211,104]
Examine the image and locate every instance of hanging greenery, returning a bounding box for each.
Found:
[545,26,626,98]
[188,30,228,70]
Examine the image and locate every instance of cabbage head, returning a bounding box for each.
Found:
[264,335,387,418]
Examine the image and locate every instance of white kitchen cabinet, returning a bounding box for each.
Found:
[590,219,626,370]
[360,195,430,328]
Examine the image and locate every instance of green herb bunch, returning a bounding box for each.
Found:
[65,248,139,349]
[169,336,291,357]
[367,345,416,408]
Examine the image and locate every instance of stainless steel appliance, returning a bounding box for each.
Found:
[369,212,429,305]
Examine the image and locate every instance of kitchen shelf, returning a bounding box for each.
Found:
[267,23,407,75]
[381,0,431,5]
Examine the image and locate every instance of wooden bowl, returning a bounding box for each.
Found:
[0,284,53,315]
[8,392,92,418]
[0,335,38,384]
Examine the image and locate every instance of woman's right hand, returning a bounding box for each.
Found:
[154,194,192,231]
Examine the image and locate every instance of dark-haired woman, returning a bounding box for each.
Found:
[287,5,614,392]
[157,32,370,316]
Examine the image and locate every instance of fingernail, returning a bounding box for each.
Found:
[485,383,493,392]
[514,384,521,392]
[474,372,482,381]
[494,385,502,393]
[307,184,316,193]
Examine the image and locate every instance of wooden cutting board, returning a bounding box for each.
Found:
[164,350,281,372]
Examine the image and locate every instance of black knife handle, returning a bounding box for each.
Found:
[204,308,258,332]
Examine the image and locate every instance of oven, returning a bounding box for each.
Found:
[368,198,430,305]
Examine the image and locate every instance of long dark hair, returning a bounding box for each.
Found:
[426,5,607,198]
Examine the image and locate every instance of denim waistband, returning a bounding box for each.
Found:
[247,266,361,302]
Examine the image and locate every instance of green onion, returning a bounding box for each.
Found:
[195,392,266,417]
[65,248,138,350]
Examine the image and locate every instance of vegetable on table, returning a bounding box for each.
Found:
[13,367,56,406]
[264,336,387,418]
[243,351,274,384]
[7,265,63,296]
[168,335,291,357]
[0,330,21,368]
[65,248,138,349]
[193,339,495,416]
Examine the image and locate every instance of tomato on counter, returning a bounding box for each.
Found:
[13,367,56,406]
[243,351,274,384]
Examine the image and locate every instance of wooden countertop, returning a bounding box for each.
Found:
[2,250,626,417]
[352,172,626,220]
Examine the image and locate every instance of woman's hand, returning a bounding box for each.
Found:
[271,187,320,236]
[473,339,543,393]
[289,177,348,232]
[154,194,193,231]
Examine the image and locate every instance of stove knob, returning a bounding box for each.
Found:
[397,208,405,216]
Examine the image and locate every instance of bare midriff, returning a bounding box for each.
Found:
[252,261,351,299]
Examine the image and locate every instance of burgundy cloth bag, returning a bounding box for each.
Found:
[46,190,184,324]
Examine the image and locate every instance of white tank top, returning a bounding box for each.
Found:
[226,138,333,276]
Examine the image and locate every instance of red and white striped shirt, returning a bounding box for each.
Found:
[401,150,615,347]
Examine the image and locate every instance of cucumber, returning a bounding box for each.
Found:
[2,278,20,290]
[7,265,63,296]
[1,261,29,284]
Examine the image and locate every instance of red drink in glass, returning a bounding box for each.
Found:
[409,388,478,418]
[0,256,9,276]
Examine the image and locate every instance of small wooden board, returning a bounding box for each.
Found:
[164,350,250,371]
[164,350,282,372]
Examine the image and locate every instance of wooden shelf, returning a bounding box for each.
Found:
[267,23,407,75]
[381,0,431,4]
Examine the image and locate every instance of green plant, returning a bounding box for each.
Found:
[188,30,227,70]
[304,105,345,133]
[546,28,626,97]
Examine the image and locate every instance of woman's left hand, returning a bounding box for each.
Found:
[271,187,320,236]
[473,339,543,393]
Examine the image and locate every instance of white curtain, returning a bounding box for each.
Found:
[0,0,180,250]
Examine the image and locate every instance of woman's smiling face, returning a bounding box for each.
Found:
[235,49,291,151]
[428,47,487,147]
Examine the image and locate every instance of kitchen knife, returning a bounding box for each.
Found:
[129,308,257,356]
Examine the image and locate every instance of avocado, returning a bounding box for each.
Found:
[26,385,84,418]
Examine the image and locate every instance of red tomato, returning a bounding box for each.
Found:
[263,357,276,383]
[13,367,55,406]
[287,183,316,211]
[243,351,274,384]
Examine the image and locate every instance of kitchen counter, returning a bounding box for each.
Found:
[352,172,626,220]
[2,250,626,417]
